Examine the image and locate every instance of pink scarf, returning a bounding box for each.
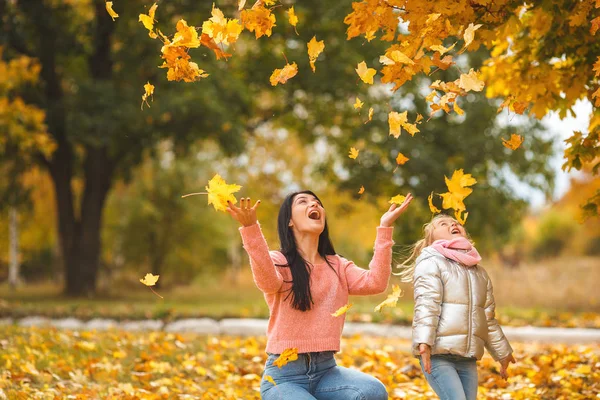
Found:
[430,237,481,267]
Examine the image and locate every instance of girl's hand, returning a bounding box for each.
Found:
[499,354,516,380]
[380,193,413,227]
[419,343,431,374]
[226,197,261,227]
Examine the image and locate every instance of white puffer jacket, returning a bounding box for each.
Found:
[412,247,513,361]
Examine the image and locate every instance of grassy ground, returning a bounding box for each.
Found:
[0,326,598,399]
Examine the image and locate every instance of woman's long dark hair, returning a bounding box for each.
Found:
[276,190,338,311]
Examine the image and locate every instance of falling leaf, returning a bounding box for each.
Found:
[455,209,468,225]
[594,56,600,77]
[348,147,359,159]
[139,3,158,38]
[307,36,325,72]
[141,82,154,110]
[379,50,415,65]
[395,152,409,165]
[430,43,456,55]
[105,1,118,21]
[388,111,407,138]
[274,348,298,368]
[428,192,441,214]
[356,61,376,84]
[264,375,277,386]
[358,186,365,194]
[241,5,276,39]
[331,303,353,317]
[205,174,242,212]
[453,101,464,115]
[140,273,159,286]
[287,7,298,33]
[270,62,298,86]
[462,23,482,50]
[353,97,364,109]
[439,169,477,211]
[416,113,424,123]
[389,194,406,205]
[458,68,485,92]
[365,107,374,123]
[374,284,403,312]
[201,5,243,46]
[502,134,524,150]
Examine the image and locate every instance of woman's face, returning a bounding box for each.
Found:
[289,193,326,235]
[431,217,466,241]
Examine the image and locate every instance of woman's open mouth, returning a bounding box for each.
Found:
[308,210,321,220]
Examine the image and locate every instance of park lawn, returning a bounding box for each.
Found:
[0,326,598,399]
[1,279,599,328]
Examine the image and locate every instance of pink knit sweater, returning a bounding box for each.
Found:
[239,223,394,354]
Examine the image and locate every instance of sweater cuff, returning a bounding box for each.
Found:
[375,226,394,247]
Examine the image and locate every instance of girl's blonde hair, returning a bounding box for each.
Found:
[395,214,468,283]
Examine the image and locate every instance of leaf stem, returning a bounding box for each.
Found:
[181,192,208,198]
[150,287,164,299]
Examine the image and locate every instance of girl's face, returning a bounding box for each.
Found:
[431,217,466,241]
[289,193,325,235]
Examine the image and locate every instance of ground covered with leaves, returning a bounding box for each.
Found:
[0,326,598,399]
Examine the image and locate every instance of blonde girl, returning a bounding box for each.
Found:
[398,214,515,400]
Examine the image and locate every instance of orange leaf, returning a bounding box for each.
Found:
[594,57,600,77]
[241,5,276,39]
[358,186,365,194]
[395,152,409,165]
[502,134,524,150]
[270,62,298,86]
[512,101,528,114]
[274,348,298,368]
[591,16,600,35]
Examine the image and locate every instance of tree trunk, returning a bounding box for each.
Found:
[8,207,21,290]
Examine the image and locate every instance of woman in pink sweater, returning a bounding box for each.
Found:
[226,190,413,400]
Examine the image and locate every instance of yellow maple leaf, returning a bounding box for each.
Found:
[358,186,365,194]
[264,375,277,386]
[395,152,409,165]
[105,1,118,21]
[356,61,376,84]
[307,36,325,72]
[287,7,298,33]
[365,107,374,124]
[331,303,353,317]
[348,147,359,159]
[453,101,464,116]
[461,23,482,52]
[379,50,414,66]
[455,209,468,225]
[201,5,243,46]
[171,19,201,48]
[140,273,159,286]
[353,97,364,109]
[274,348,298,368]
[502,134,524,150]
[389,194,406,205]
[139,3,158,38]
[270,62,298,86]
[428,192,441,214]
[141,82,154,110]
[403,121,420,136]
[388,111,407,138]
[241,5,276,39]
[440,169,477,211]
[205,174,242,212]
[458,68,484,92]
[430,43,456,55]
[374,284,402,312]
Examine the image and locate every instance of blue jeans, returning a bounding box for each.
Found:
[260,351,388,399]
[419,354,478,400]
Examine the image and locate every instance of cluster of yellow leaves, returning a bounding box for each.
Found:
[1,327,598,399]
[388,111,420,138]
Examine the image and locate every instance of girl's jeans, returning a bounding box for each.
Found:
[260,351,388,399]
[419,354,478,400]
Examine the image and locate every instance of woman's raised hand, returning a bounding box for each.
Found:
[380,193,413,227]
[226,197,261,227]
